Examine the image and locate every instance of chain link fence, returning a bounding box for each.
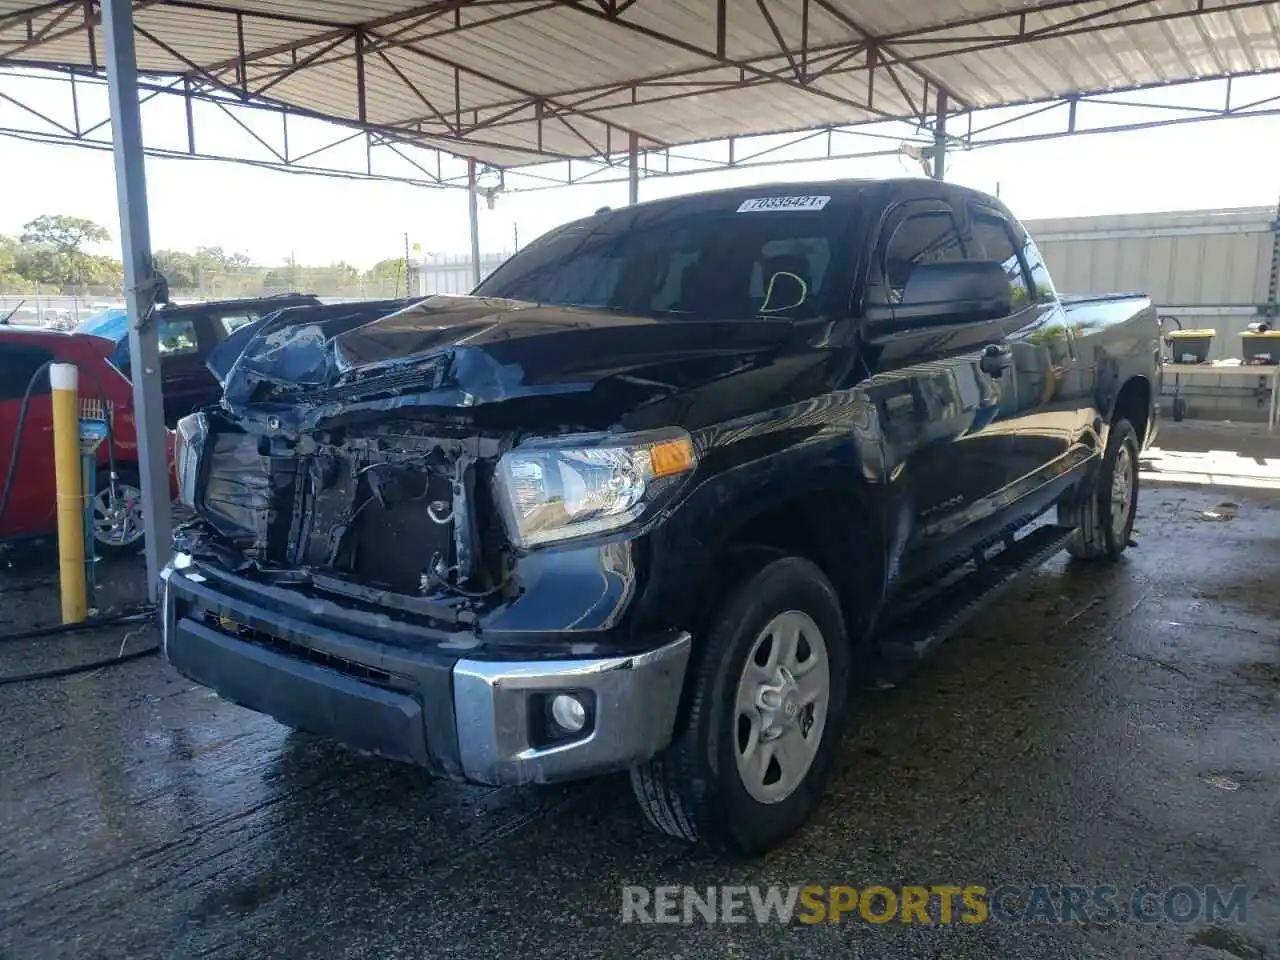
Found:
[0,252,514,329]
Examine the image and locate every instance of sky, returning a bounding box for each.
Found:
[2,74,1279,270]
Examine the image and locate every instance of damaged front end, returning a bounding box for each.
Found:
[176,410,509,621]
[176,295,719,630]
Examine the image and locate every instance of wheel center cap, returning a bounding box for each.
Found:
[757,667,803,736]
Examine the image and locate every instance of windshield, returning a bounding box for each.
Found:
[475,201,849,321]
[75,307,128,341]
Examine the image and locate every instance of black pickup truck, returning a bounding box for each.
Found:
[162,179,1159,855]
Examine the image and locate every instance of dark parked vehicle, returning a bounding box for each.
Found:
[75,294,321,425]
[161,180,1159,855]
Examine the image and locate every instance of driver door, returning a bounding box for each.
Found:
[857,198,1021,586]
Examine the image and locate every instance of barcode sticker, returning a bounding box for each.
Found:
[736,195,831,213]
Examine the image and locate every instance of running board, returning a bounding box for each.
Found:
[875,523,1078,678]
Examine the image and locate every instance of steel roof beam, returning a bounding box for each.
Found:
[443,38,870,141]
[195,0,547,76]
[366,25,669,148]
[229,1,556,96]
[806,0,974,112]
[0,0,168,59]
[560,0,901,122]
[882,0,1279,49]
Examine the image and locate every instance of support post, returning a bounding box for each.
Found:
[50,363,86,624]
[102,0,171,600]
[628,131,639,205]
[468,158,482,289]
[1267,194,1279,319]
[932,89,947,181]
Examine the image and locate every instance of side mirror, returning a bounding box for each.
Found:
[866,261,1013,335]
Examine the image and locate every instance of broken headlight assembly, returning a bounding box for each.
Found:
[174,411,208,508]
[493,428,698,548]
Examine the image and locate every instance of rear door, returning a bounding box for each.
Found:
[965,203,1083,490]
[155,312,212,425]
[0,341,57,538]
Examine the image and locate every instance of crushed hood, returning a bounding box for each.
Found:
[217,295,798,434]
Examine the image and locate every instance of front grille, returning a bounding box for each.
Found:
[201,610,401,689]
[307,361,447,404]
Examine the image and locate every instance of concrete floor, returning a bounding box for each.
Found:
[2,423,1279,960]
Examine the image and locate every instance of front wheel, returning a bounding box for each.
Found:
[1061,418,1140,561]
[630,556,851,856]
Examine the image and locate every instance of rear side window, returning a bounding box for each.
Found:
[159,318,198,356]
[216,313,257,338]
[878,211,966,304]
[1021,237,1057,304]
[971,213,1031,309]
[0,343,54,400]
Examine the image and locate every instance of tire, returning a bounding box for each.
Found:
[1060,418,1140,561]
[630,556,851,856]
[91,466,148,558]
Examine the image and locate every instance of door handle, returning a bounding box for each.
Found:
[980,343,1013,377]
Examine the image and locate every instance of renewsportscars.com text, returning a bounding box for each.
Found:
[621,884,1248,926]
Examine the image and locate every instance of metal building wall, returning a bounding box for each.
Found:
[414,252,510,296]
[1024,206,1279,421]
[1026,208,1275,309]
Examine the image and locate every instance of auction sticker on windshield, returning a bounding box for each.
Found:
[736,196,831,213]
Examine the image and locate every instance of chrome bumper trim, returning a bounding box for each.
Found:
[453,632,692,785]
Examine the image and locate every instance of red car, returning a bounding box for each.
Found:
[0,325,175,556]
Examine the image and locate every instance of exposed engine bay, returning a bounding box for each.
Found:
[179,413,509,610]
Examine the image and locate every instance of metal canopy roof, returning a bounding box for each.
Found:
[3,0,1280,177]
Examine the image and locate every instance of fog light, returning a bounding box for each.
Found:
[550,694,587,734]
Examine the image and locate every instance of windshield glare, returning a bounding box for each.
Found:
[475,207,844,321]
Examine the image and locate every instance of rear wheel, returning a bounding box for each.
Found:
[1061,418,1140,561]
[630,556,851,856]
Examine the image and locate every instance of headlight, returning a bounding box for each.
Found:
[174,412,208,508]
[493,429,697,548]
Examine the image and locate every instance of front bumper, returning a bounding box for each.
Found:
[160,556,691,785]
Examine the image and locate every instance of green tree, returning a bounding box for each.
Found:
[82,255,124,288]
[300,262,361,295]
[154,249,201,289]
[196,246,251,272]
[13,244,72,285]
[363,257,406,296]
[0,235,32,290]
[20,214,112,286]
[20,214,110,253]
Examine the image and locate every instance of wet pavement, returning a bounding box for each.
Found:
[3,425,1280,960]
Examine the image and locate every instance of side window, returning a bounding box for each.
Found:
[1021,237,1057,304]
[216,313,257,338]
[158,317,198,356]
[0,344,55,400]
[875,210,966,304]
[970,213,1031,310]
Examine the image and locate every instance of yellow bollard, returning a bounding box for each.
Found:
[50,362,87,624]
